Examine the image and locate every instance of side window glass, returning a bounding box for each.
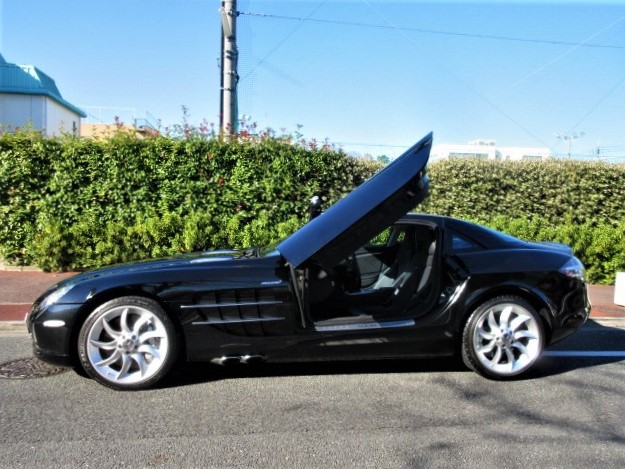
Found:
[452,232,480,252]
[368,226,392,246]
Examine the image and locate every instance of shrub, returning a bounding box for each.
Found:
[0,130,378,270]
[484,215,625,285]
[418,158,625,284]
[420,158,625,226]
[2,129,625,284]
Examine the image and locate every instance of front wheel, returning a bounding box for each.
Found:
[462,296,544,380]
[78,296,178,390]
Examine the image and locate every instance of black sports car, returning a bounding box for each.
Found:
[27,134,590,390]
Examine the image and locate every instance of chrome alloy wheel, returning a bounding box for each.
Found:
[471,301,542,376]
[83,300,173,387]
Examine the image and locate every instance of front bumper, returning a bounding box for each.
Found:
[27,303,83,367]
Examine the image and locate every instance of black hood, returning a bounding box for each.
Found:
[50,249,253,291]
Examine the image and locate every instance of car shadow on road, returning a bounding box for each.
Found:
[160,319,625,389]
[528,318,625,379]
[162,357,468,389]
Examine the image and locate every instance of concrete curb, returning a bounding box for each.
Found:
[0,321,28,333]
[586,317,625,328]
[0,261,43,272]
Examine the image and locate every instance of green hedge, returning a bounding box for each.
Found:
[420,158,625,226]
[2,131,625,284]
[0,131,379,270]
[484,216,625,285]
[419,158,625,284]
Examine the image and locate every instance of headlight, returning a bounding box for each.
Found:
[39,284,73,311]
[559,257,586,282]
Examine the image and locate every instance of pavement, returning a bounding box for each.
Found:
[0,270,77,331]
[0,269,623,331]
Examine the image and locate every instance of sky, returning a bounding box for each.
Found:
[1,0,624,160]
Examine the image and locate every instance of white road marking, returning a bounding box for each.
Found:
[544,351,625,357]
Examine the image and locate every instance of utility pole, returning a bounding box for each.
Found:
[219,0,238,135]
[555,132,585,159]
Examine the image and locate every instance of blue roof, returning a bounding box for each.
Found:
[0,56,86,117]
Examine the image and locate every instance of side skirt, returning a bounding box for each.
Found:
[314,318,415,332]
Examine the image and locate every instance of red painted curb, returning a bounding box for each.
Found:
[0,304,30,321]
[590,305,625,318]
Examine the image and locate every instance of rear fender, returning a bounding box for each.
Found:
[457,282,556,341]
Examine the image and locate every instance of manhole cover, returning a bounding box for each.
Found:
[0,357,69,379]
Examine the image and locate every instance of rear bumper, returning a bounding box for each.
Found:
[549,280,591,344]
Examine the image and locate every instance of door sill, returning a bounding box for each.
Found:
[314,316,415,332]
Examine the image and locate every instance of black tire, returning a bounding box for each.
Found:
[462,296,544,380]
[77,296,178,390]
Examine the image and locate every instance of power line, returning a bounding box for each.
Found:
[597,144,625,150]
[238,11,625,50]
[494,13,625,102]
[335,141,408,148]
[240,2,328,81]
[567,73,625,134]
[237,6,625,158]
[359,0,548,148]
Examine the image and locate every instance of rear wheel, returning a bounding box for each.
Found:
[462,296,544,379]
[78,296,178,390]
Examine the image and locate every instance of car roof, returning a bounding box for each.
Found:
[277,133,432,269]
[400,214,527,249]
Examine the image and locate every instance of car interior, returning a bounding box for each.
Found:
[303,223,441,329]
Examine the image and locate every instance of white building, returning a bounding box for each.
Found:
[432,139,551,162]
[0,53,86,135]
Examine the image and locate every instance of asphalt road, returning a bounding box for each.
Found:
[1,320,624,468]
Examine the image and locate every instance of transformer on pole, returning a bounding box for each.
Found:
[219,0,238,135]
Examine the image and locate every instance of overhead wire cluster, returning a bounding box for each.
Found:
[239,10,625,51]
[235,2,625,161]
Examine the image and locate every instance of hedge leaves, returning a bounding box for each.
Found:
[1,130,624,284]
[0,131,378,271]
